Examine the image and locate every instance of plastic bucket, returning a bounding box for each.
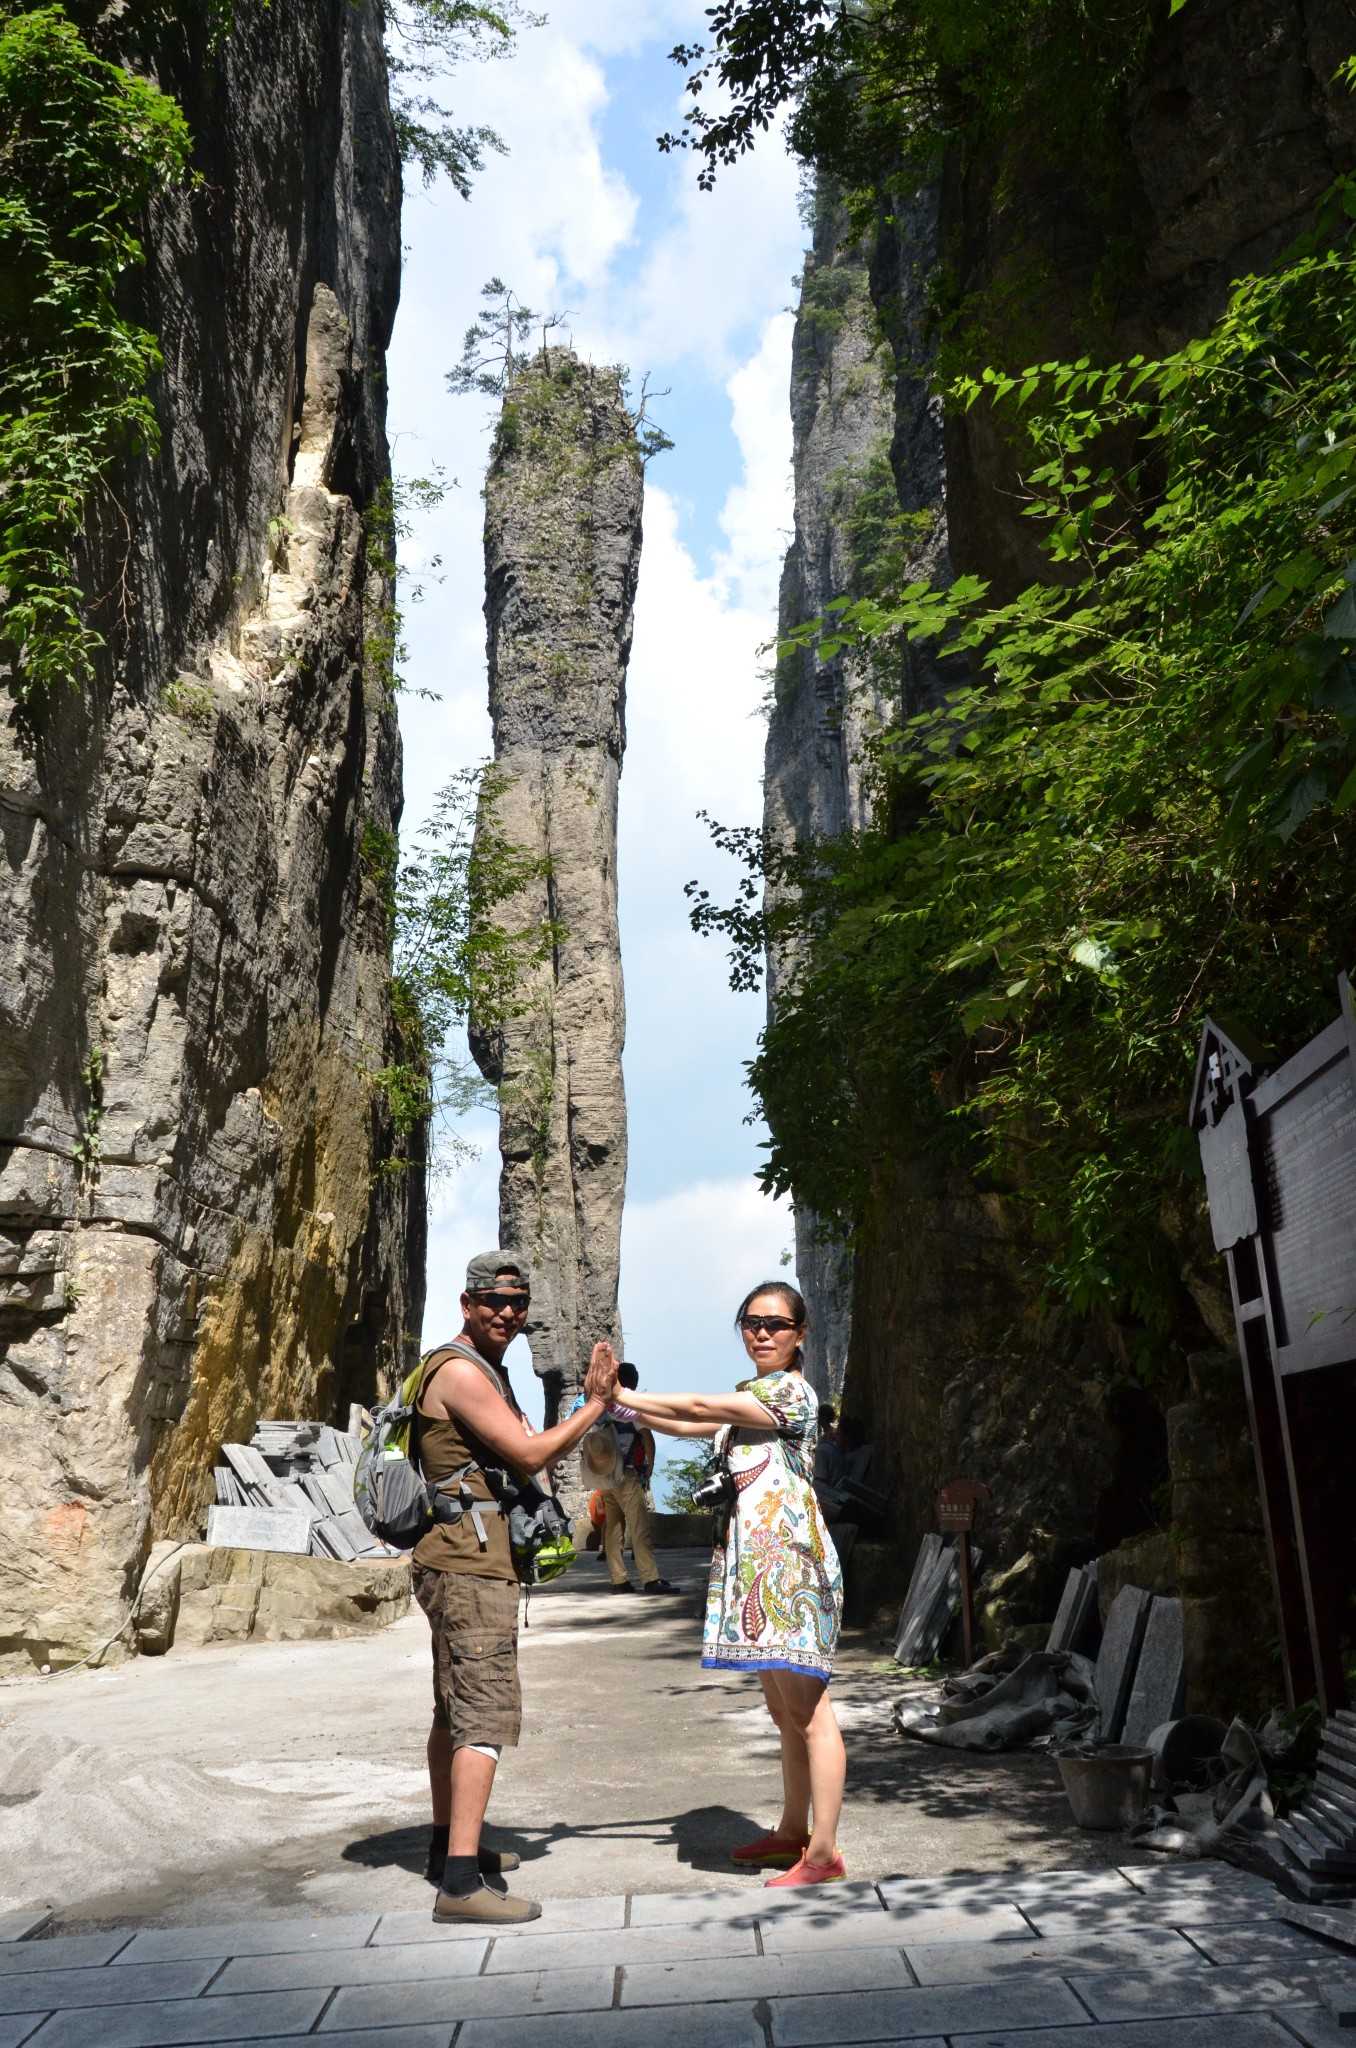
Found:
[1146,1716,1227,1790]
[1056,1745,1154,1830]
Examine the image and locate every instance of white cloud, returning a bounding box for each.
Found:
[620,1177,795,1398]
[390,8,804,1395]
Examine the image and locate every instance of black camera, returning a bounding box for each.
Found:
[691,1466,737,1512]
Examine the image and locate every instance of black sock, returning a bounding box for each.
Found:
[440,1852,481,1898]
[428,1824,449,1864]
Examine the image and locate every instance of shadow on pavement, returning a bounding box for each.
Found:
[342,1802,764,1878]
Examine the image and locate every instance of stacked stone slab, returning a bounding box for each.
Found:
[471,351,643,1492]
[208,1423,387,1561]
[1271,1711,1356,1902]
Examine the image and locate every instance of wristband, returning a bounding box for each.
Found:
[607,1401,639,1422]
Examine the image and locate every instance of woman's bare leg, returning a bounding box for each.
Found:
[775,1671,845,1863]
[759,1671,810,1838]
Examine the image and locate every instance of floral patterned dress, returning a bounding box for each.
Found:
[701,1369,842,1683]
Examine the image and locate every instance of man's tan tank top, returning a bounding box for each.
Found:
[411,1341,523,1581]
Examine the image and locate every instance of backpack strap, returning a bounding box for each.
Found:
[416,1339,523,1548]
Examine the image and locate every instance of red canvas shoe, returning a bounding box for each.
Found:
[730,1830,810,1868]
[764,1851,847,1887]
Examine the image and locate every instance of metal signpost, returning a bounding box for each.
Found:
[1191,977,1356,1716]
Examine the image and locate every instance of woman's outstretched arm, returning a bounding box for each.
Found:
[613,1387,773,1431]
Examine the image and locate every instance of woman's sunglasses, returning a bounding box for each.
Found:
[475,1291,530,1314]
[740,1315,799,1335]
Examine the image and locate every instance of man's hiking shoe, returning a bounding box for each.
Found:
[764,1850,847,1887]
[731,1829,809,1868]
[433,1882,542,1925]
[643,1579,681,1594]
[423,1839,521,1885]
[611,1581,637,1593]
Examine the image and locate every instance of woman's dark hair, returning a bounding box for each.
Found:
[734,1281,807,1329]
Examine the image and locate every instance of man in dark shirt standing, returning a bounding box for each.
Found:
[413,1250,615,1924]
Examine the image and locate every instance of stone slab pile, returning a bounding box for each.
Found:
[893,1533,982,1666]
[208,1422,389,1563]
[1267,1710,1356,1903]
[3,1859,1356,2046]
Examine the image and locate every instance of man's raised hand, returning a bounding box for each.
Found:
[585,1340,619,1404]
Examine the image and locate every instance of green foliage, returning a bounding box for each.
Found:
[386,0,538,194]
[367,763,562,1177]
[0,4,190,697]
[446,277,559,397]
[693,190,1356,1357]
[661,0,1165,197]
[364,470,447,702]
[660,1447,718,1514]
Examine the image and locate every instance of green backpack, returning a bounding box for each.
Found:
[354,1344,575,1585]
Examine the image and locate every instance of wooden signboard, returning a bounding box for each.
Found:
[937,1480,989,1667]
[1191,981,1356,1714]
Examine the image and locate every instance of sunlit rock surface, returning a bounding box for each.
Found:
[0,0,421,1672]
[472,352,642,1495]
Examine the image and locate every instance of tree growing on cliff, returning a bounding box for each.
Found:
[386,0,540,193]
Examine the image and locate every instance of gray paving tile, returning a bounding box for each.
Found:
[0,1960,216,2014]
[458,2004,768,2048]
[0,2019,48,2048]
[208,1936,489,1995]
[484,1924,757,1973]
[1190,1918,1344,1969]
[213,2035,452,2048]
[0,1932,134,1976]
[1118,1864,1279,1905]
[904,1925,1205,1984]
[875,1902,1033,1947]
[1071,1961,1319,2021]
[769,1973,1087,2043]
[1280,2003,1356,2046]
[371,1895,626,1945]
[1020,1896,1276,1936]
[955,2017,1296,2047]
[31,1987,329,2048]
[114,1915,379,1965]
[0,1913,52,1945]
[878,1867,1136,1912]
[621,1944,912,2006]
[623,1886,764,1929]
[321,1964,615,2030]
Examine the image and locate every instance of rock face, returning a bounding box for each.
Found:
[766,184,955,1400]
[770,3,1355,1677]
[133,1541,411,1655]
[472,352,642,1476]
[0,0,420,1673]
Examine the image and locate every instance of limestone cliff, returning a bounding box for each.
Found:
[769,0,1356,1664]
[471,352,642,1482]
[0,0,419,1671]
[766,184,954,1400]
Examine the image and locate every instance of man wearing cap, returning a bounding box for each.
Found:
[413,1250,615,1925]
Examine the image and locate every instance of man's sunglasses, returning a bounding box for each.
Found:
[740,1314,799,1335]
[475,1291,530,1313]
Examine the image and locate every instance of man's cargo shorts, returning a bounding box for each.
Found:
[413,1567,522,1747]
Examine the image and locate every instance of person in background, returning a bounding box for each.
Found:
[813,1404,844,1490]
[599,1363,680,1596]
[591,1283,847,1886]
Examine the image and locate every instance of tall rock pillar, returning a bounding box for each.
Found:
[473,352,642,1476]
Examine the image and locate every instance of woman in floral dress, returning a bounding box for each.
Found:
[596,1282,846,1886]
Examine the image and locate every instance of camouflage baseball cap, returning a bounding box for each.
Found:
[464,1249,531,1294]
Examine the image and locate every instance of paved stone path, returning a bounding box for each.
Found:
[2,1859,1351,2046]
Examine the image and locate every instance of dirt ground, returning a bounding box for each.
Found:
[0,1547,1154,1927]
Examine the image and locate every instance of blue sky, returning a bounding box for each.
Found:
[385,1,807,1469]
